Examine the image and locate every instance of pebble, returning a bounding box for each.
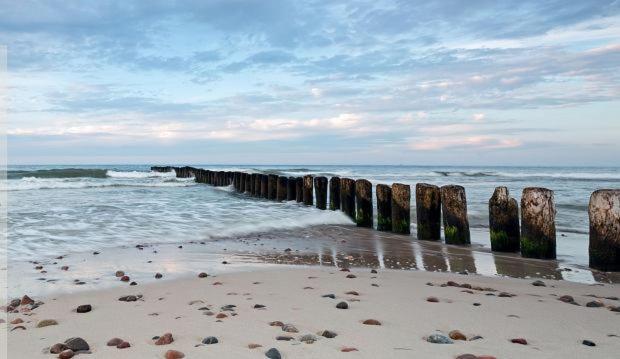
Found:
[322,294,336,299]
[10,318,24,324]
[165,350,185,359]
[265,348,281,359]
[299,334,318,343]
[275,335,294,341]
[336,301,349,309]
[117,341,130,349]
[269,321,284,327]
[198,272,208,278]
[58,349,74,359]
[341,347,358,352]
[371,269,378,274]
[21,295,35,306]
[76,304,92,313]
[120,275,130,282]
[346,274,357,279]
[282,324,298,333]
[558,295,576,304]
[455,355,477,359]
[362,319,381,325]
[115,270,125,277]
[50,343,69,354]
[248,343,262,349]
[155,333,174,345]
[118,295,138,302]
[36,319,58,328]
[107,338,123,346]
[426,296,439,303]
[532,280,546,287]
[64,337,90,351]
[426,334,453,344]
[155,273,163,279]
[202,336,218,345]
[511,338,528,345]
[586,301,604,308]
[216,313,228,319]
[345,291,359,296]
[582,340,596,347]
[319,330,337,338]
[449,330,466,341]
[254,304,266,309]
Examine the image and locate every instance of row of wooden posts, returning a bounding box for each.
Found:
[152,166,619,272]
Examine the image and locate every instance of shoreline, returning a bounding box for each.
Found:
[5,266,620,358]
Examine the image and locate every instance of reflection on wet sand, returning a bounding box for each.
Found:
[236,224,619,284]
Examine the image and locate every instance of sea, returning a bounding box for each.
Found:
[4,164,620,295]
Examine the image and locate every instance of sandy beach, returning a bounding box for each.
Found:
[5,264,620,359]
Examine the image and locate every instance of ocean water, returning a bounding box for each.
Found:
[5,165,620,266]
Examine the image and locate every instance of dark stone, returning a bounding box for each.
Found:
[416,183,441,241]
[376,184,392,231]
[336,301,349,309]
[588,190,620,271]
[76,304,92,313]
[329,177,341,210]
[275,336,293,341]
[276,176,288,202]
[340,178,356,220]
[521,187,556,259]
[286,177,297,201]
[582,339,596,346]
[511,338,527,345]
[267,174,278,200]
[441,185,471,245]
[265,348,282,359]
[303,175,314,206]
[202,336,218,345]
[118,295,137,302]
[155,273,163,279]
[253,304,266,309]
[64,337,90,351]
[426,334,453,344]
[489,187,520,252]
[320,330,337,338]
[392,183,410,234]
[322,294,336,299]
[50,343,69,354]
[355,179,373,227]
[314,176,328,210]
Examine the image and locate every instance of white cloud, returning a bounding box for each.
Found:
[472,113,485,121]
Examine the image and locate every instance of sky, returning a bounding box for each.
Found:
[1,0,619,166]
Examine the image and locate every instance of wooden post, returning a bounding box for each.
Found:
[253,174,261,197]
[489,187,520,252]
[314,176,327,210]
[329,176,341,210]
[355,179,372,227]
[303,175,314,206]
[277,176,288,201]
[286,177,296,201]
[520,187,556,259]
[440,185,470,245]
[239,173,246,192]
[268,174,278,200]
[376,184,392,231]
[589,189,620,271]
[295,177,303,202]
[260,174,268,198]
[245,172,252,192]
[392,183,410,234]
[340,178,356,220]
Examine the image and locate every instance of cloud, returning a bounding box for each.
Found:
[411,136,521,151]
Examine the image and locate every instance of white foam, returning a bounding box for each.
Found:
[106,170,177,178]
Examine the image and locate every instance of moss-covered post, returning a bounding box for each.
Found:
[329,176,341,210]
[277,176,288,202]
[440,185,470,245]
[286,176,296,201]
[260,174,268,198]
[589,190,620,271]
[314,176,327,210]
[355,179,373,227]
[340,178,356,220]
[489,187,520,252]
[391,183,410,234]
[303,175,314,206]
[268,174,278,200]
[376,184,392,231]
[416,183,441,240]
[520,187,556,259]
[295,177,303,202]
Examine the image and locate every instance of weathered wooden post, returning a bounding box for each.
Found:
[277,176,288,201]
[440,185,470,245]
[260,174,268,198]
[355,179,372,227]
[340,178,356,220]
[286,177,296,201]
[589,190,620,271]
[392,183,410,234]
[520,187,556,259]
[314,176,327,210]
[415,183,441,241]
[253,174,261,196]
[329,176,341,210]
[268,174,278,200]
[376,184,392,231]
[239,173,246,192]
[245,172,252,192]
[295,177,303,202]
[303,175,314,206]
[489,187,520,252]
[247,173,254,194]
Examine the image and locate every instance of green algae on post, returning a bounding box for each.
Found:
[376,184,392,231]
[520,187,556,259]
[440,185,471,245]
